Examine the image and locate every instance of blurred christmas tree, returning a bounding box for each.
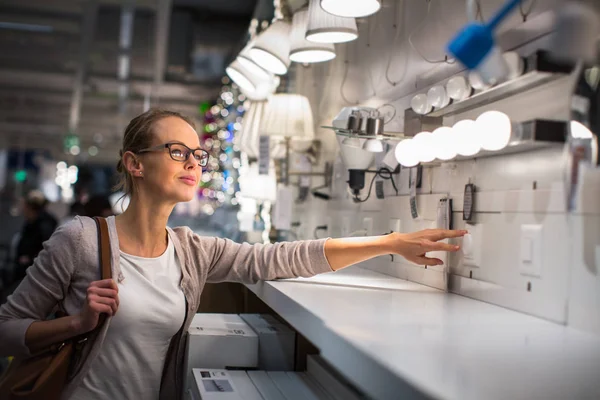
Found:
[194,77,246,216]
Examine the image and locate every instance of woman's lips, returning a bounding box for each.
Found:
[179,177,197,186]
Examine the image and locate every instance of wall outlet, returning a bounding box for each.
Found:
[362,217,373,236]
[520,224,543,277]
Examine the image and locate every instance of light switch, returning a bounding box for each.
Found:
[520,224,543,277]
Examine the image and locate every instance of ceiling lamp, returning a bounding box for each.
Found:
[320,0,381,18]
[237,41,271,81]
[289,8,336,63]
[249,20,292,75]
[225,60,280,101]
[306,0,358,44]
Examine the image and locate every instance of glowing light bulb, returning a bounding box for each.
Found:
[432,126,457,160]
[363,139,384,153]
[411,94,432,115]
[453,119,481,156]
[412,131,436,163]
[570,120,594,139]
[476,111,512,151]
[395,139,419,167]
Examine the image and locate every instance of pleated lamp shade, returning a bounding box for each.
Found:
[289,8,336,63]
[306,0,358,44]
[226,59,280,101]
[261,94,315,140]
[237,41,271,81]
[249,20,292,75]
[321,0,381,18]
[239,101,287,159]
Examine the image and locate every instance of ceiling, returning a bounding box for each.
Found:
[0,0,261,163]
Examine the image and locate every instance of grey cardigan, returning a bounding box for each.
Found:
[0,216,332,399]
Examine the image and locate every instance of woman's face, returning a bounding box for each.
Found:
[138,116,202,204]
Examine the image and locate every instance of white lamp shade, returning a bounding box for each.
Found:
[342,137,362,148]
[239,101,287,159]
[452,119,481,156]
[432,126,458,160]
[476,111,512,151]
[262,93,315,139]
[412,131,436,163]
[340,140,374,170]
[249,20,292,75]
[238,162,277,202]
[290,9,336,63]
[395,139,419,167]
[363,139,384,153]
[238,41,272,80]
[226,60,262,94]
[306,0,358,43]
[321,0,381,18]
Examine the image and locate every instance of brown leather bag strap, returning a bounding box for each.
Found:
[93,217,112,280]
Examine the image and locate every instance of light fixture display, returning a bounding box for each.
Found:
[320,0,381,18]
[289,8,336,63]
[432,126,457,160]
[446,76,472,101]
[453,119,481,156]
[412,131,436,163]
[237,41,272,81]
[306,0,358,43]
[363,139,384,153]
[427,85,451,109]
[476,110,513,151]
[394,139,419,167]
[411,94,432,115]
[249,20,292,75]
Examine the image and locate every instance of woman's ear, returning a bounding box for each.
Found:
[123,151,143,177]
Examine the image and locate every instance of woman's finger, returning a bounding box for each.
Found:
[422,240,460,252]
[91,304,114,316]
[91,279,118,291]
[88,288,119,301]
[92,296,118,313]
[428,229,468,241]
[417,256,444,266]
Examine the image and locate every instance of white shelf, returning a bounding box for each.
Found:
[246,266,600,400]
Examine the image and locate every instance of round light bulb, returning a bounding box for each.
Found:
[410,94,432,115]
[570,120,594,139]
[427,85,450,109]
[452,119,481,156]
[321,0,381,18]
[476,111,512,151]
[446,76,472,101]
[395,139,419,167]
[468,71,491,91]
[503,51,524,80]
[432,127,457,160]
[412,131,436,163]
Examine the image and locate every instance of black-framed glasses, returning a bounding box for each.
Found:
[137,142,209,167]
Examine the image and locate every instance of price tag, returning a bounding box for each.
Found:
[258,136,270,175]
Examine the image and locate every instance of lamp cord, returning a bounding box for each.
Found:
[518,0,536,22]
[408,0,456,65]
[354,167,400,203]
[385,0,409,86]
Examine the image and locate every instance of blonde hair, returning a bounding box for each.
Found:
[114,108,196,197]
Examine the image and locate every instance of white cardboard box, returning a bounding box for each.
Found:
[306,355,363,400]
[185,314,258,393]
[191,369,263,400]
[240,314,296,371]
[247,370,285,400]
[267,371,330,400]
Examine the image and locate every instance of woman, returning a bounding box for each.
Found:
[0,109,465,400]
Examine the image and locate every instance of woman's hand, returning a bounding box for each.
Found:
[388,229,467,266]
[75,279,119,334]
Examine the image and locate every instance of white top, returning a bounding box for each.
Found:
[247,266,600,400]
[70,237,186,400]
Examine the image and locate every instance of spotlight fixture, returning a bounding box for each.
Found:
[249,20,292,75]
[306,0,358,44]
[289,8,336,63]
[320,0,381,18]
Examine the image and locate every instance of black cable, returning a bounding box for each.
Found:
[353,167,399,203]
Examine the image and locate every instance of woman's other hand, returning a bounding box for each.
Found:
[75,279,119,334]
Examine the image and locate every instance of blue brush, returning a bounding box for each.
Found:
[448,0,522,70]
